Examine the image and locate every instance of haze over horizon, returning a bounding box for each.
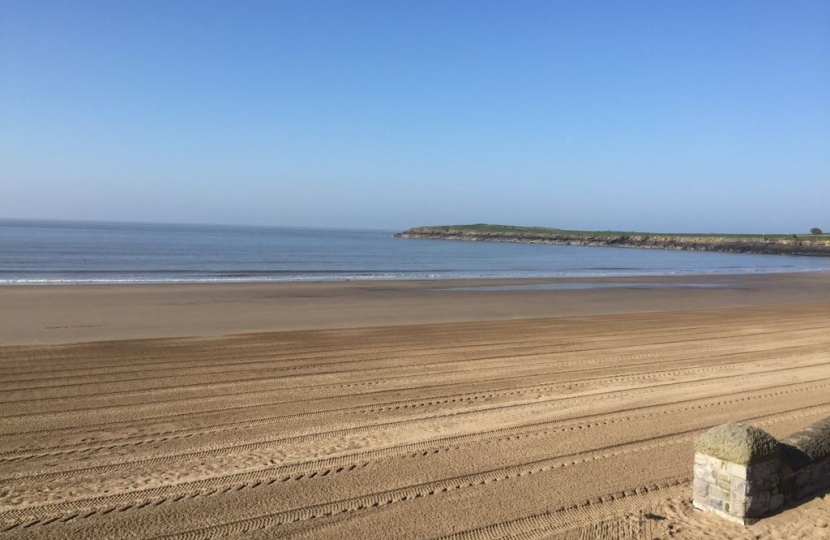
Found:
[2,1,828,233]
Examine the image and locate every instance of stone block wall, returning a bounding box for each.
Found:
[780,456,830,503]
[693,453,782,524]
[780,416,830,504]
[693,418,830,525]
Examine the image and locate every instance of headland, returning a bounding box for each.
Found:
[396,224,830,256]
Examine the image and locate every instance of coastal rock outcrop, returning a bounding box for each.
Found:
[395,226,830,257]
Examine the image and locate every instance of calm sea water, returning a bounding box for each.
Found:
[0,219,827,285]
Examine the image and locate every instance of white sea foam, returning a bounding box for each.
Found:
[0,266,827,285]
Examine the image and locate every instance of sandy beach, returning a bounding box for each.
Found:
[1,273,829,539]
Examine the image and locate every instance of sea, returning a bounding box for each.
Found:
[0,219,828,285]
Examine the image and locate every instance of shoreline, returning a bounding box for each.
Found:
[2,266,830,287]
[2,271,829,346]
[2,264,830,287]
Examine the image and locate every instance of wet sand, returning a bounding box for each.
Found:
[1,273,829,539]
[2,272,830,345]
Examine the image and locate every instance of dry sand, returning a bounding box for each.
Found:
[1,273,829,539]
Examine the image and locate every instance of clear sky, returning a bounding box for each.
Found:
[1,1,828,233]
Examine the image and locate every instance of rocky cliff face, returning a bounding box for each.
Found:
[395,227,830,256]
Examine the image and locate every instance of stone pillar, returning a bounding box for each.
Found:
[692,422,782,525]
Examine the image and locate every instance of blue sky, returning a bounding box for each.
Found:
[1,1,828,232]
